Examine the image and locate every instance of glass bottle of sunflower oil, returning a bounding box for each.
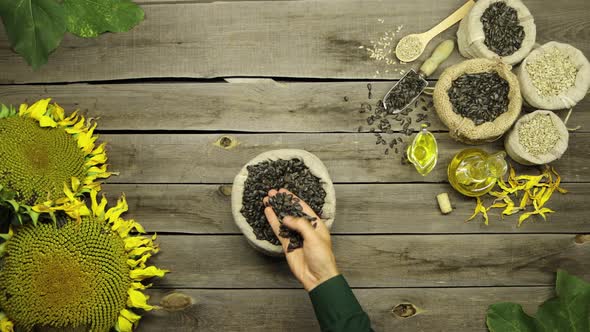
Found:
[447,148,508,197]
[406,124,438,176]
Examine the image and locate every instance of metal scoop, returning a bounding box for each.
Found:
[383,39,455,113]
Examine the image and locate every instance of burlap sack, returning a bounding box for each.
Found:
[232,149,336,256]
[517,42,590,110]
[505,110,569,165]
[457,0,536,66]
[434,58,522,145]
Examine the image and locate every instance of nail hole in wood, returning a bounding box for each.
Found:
[392,303,417,318]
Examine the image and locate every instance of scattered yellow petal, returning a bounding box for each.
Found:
[127,289,154,310]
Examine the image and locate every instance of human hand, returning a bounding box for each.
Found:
[264,189,339,292]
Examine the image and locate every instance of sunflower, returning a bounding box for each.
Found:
[0,99,112,225]
[0,190,168,332]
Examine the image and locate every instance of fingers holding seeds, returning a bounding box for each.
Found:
[275,188,329,235]
[263,201,290,251]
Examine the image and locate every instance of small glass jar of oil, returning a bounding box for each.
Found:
[447,148,507,197]
[407,124,438,176]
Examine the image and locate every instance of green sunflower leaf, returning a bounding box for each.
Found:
[486,303,536,332]
[63,0,144,38]
[486,270,590,332]
[535,270,590,331]
[0,0,66,69]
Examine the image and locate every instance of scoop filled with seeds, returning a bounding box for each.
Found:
[232,149,336,256]
[518,42,590,110]
[505,110,569,165]
[457,0,536,65]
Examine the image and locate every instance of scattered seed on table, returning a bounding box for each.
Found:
[385,148,390,155]
[360,102,371,113]
[344,96,349,102]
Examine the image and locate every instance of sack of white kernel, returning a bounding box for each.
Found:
[517,42,590,110]
[457,0,536,66]
[504,110,569,165]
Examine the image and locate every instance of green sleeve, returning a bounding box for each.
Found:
[308,275,374,332]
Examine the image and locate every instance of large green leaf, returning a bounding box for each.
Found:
[535,270,590,331]
[63,0,144,38]
[487,303,536,332]
[0,0,66,69]
[486,270,590,332]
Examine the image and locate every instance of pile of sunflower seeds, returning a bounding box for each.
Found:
[481,1,525,57]
[518,113,560,156]
[268,192,318,251]
[526,47,578,97]
[240,159,326,246]
[357,83,433,162]
[448,72,510,125]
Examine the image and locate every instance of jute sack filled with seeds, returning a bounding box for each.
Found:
[232,149,336,256]
[517,42,590,110]
[457,0,536,65]
[434,58,522,144]
[505,110,569,165]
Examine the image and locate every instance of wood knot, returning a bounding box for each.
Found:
[214,135,239,150]
[160,292,194,311]
[218,185,232,197]
[392,303,417,318]
[575,234,590,244]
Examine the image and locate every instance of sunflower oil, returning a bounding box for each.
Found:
[448,148,507,197]
[406,124,438,176]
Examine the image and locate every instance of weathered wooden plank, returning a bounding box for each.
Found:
[1,0,588,83]
[103,183,590,234]
[150,234,589,288]
[102,132,590,183]
[139,287,555,331]
[1,83,587,132]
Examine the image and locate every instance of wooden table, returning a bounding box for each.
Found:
[1,0,589,330]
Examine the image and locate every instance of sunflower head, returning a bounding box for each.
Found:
[0,99,112,225]
[0,191,168,331]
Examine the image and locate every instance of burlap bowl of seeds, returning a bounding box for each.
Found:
[434,58,522,145]
[517,42,590,110]
[457,0,536,66]
[505,110,569,165]
[232,149,336,256]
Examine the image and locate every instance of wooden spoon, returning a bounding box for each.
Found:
[395,0,475,63]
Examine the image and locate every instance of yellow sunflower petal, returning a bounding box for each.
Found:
[129,246,157,257]
[115,309,141,332]
[115,316,133,332]
[130,266,169,280]
[18,103,28,116]
[127,254,152,268]
[106,196,129,223]
[127,289,154,311]
[124,237,153,251]
[50,103,65,121]
[0,312,14,332]
[131,282,151,290]
[71,177,81,192]
[39,115,58,128]
[25,98,51,120]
